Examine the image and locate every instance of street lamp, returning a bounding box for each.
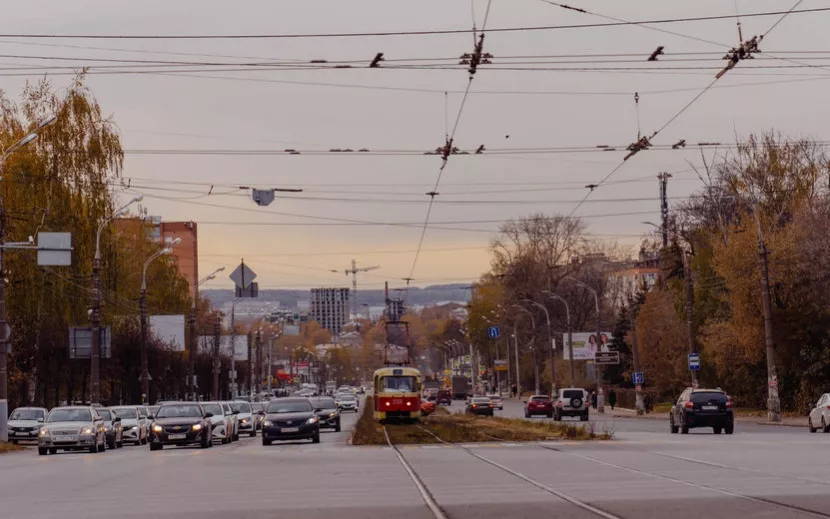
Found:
[521,299,555,396]
[188,266,225,401]
[90,195,143,405]
[544,291,574,388]
[140,238,181,404]
[566,277,604,413]
[0,114,56,441]
[510,304,536,396]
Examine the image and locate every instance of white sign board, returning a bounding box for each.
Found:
[149,315,186,352]
[37,232,72,266]
[283,324,300,336]
[563,332,615,360]
[198,335,249,361]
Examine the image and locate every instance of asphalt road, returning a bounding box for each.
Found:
[3,399,828,519]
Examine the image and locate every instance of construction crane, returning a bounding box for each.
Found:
[335,260,380,317]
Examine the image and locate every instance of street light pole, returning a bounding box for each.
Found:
[189,267,225,401]
[520,299,555,396]
[544,291,573,388]
[0,116,56,431]
[568,278,604,413]
[140,238,180,404]
[511,305,537,395]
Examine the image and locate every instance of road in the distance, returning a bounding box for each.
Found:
[3,398,828,519]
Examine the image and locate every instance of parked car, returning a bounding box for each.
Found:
[201,402,234,444]
[336,393,359,413]
[466,396,495,416]
[149,402,213,450]
[487,394,504,410]
[436,389,452,406]
[98,408,124,449]
[525,395,554,418]
[7,407,47,443]
[808,393,830,432]
[37,406,107,455]
[554,388,589,422]
[262,397,320,445]
[670,388,734,434]
[309,396,341,432]
[110,406,147,445]
[231,401,257,437]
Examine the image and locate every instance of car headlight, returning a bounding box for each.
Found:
[39,429,49,437]
[81,427,93,435]
[152,424,163,433]
[306,417,318,425]
[240,419,248,424]
[328,412,336,418]
[191,424,202,431]
[263,420,272,427]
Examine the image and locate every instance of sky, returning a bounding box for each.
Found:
[1,1,827,291]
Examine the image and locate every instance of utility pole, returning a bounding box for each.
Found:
[230,301,237,398]
[255,329,262,396]
[658,172,672,248]
[0,197,6,413]
[755,211,781,422]
[683,249,699,388]
[544,292,573,388]
[140,287,149,404]
[512,323,520,398]
[188,303,196,400]
[631,306,644,415]
[212,313,220,400]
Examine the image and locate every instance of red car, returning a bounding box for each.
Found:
[420,400,437,416]
[525,395,554,418]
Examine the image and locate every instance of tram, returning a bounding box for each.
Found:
[373,366,424,422]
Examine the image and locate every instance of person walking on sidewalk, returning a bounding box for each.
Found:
[609,388,617,410]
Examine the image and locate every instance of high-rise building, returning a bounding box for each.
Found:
[310,288,350,335]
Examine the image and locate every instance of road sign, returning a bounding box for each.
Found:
[37,232,72,266]
[594,351,620,365]
[234,282,258,298]
[229,262,257,289]
[633,371,645,385]
[68,327,111,359]
[494,359,508,371]
[487,325,500,339]
[688,353,701,371]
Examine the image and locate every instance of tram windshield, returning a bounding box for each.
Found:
[382,376,415,392]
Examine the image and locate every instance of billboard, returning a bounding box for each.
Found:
[149,315,185,352]
[198,335,249,361]
[563,332,614,360]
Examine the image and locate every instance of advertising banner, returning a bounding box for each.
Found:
[563,332,614,360]
[149,315,185,352]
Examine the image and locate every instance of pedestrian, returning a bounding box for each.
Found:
[609,388,617,410]
[591,391,598,409]
[511,384,517,398]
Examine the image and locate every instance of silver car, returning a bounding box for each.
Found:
[809,393,830,432]
[336,394,359,413]
[231,401,256,437]
[201,402,234,444]
[222,402,240,441]
[110,406,148,445]
[37,406,107,455]
[7,407,47,443]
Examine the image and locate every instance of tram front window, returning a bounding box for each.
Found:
[383,376,414,392]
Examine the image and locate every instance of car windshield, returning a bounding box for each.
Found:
[563,390,583,399]
[251,403,264,412]
[156,405,203,418]
[531,396,550,402]
[267,400,313,413]
[149,406,160,415]
[691,392,727,403]
[312,398,336,409]
[339,395,356,402]
[383,376,414,392]
[202,404,223,416]
[98,409,112,420]
[230,402,252,413]
[111,408,137,419]
[47,408,91,422]
[10,409,44,420]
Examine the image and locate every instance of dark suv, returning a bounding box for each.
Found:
[670,388,733,435]
[436,390,452,406]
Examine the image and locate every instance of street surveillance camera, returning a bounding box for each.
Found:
[28,235,34,245]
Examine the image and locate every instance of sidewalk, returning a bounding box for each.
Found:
[608,406,808,427]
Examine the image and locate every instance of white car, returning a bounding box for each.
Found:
[110,406,147,445]
[222,402,240,441]
[7,407,47,443]
[231,401,257,437]
[808,393,830,432]
[336,394,359,413]
[202,402,234,444]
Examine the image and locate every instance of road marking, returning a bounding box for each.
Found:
[383,427,448,519]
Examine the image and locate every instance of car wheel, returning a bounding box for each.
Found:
[670,417,679,434]
[49,448,57,455]
[249,430,256,438]
[108,438,115,450]
[823,417,830,433]
[680,415,689,434]
[581,412,589,422]
[725,423,734,435]
[150,443,162,451]
[809,417,817,433]
[547,412,553,418]
[38,447,48,456]
[713,427,722,434]
[89,440,99,454]
[140,435,147,445]
[100,437,106,452]
[262,438,272,446]
[312,433,320,444]
[335,422,341,433]
[524,412,530,418]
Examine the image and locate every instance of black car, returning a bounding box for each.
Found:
[310,396,341,432]
[670,388,734,435]
[466,397,495,416]
[99,408,124,449]
[148,403,214,450]
[436,389,452,406]
[262,398,320,445]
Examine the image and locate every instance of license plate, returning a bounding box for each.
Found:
[702,405,718,411]
[281,427,299,433]
[13,431,29,436]
[55,435,76,442]
[168,434,186,440]
[392,399,403,405]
